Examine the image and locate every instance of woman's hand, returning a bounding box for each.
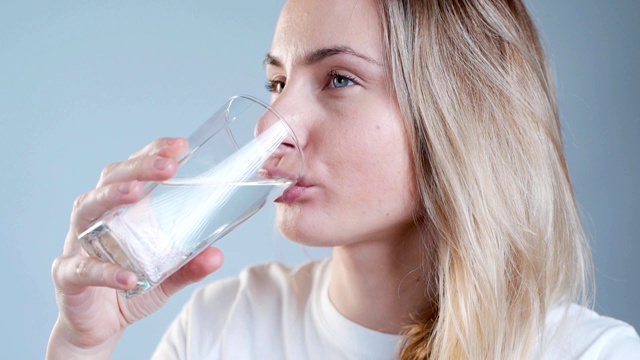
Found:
[46,138,224,359]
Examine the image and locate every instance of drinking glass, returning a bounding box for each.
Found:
[79,95,304,298]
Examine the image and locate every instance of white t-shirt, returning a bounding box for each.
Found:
[152,258,640,359]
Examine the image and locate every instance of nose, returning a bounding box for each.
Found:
[255,96,306,182]
[255,93,309,153]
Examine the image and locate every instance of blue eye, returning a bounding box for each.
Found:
[329,71,355,89]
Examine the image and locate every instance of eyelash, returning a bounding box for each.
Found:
[327,70,356,88]
[264,79,283,93]
[264,70,357,94]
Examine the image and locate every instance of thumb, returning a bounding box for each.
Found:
[159,247,224,297]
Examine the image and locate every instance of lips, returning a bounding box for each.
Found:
[259,165,310,204]
[275,181,309,203]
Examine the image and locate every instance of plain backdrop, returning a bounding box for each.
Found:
[1,1,638,358]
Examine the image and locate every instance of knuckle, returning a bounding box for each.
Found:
[94,184,112,203]
[71,192,88,214]
[51,255,76,288]
[155,137,168,147]
[51,256,63,281]
[149,138,171,156]
[128,149,145,160]
[75,258,91,279]
[100,268,111,284]
[130,139,162,159]
[99,162,118,183]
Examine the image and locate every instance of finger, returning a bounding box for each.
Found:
[96,154,180,188]
[128,137,189,160]
[160,247,224,297]
[97,137,188,187]
[70,181,144,237]
[51,255,138,295]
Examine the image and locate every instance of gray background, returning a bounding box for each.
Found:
[1,1,637,358]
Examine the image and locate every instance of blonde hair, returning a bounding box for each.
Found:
[376,0,594,358]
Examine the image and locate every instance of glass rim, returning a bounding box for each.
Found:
[227,94,305,182]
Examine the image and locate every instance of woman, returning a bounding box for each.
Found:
[47,0,640,358]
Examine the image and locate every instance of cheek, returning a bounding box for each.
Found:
[351,115,412,177]
[275,101,419,243]
[366,155,416,214]
[338,123,416,211]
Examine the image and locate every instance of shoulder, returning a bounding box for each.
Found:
[537,303,640,359]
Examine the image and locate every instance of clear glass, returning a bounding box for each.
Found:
[79,95,304,298]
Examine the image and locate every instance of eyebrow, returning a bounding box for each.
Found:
[263,46,383,68]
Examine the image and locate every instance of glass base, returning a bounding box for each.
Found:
[79,221,154,298]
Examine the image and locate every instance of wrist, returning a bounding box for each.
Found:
[46,320,124,360]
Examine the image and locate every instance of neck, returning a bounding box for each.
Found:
[328,227,436,334]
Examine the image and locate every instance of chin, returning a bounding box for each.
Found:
[275,204,332,247]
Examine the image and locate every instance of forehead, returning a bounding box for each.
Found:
[271,0,383,66]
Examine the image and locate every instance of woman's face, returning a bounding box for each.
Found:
[268,0,418,246]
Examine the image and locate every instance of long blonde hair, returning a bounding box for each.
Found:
[376,0,594,358]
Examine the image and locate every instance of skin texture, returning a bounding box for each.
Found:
[47,138,224,359]
[268,0,417,247]
[267,0,429,333]
[47,0,430,357]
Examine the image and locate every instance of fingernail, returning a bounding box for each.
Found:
[154,158,168,170]
[166,138,175,145]
[116,271,130,286]
[118,183,130,194]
